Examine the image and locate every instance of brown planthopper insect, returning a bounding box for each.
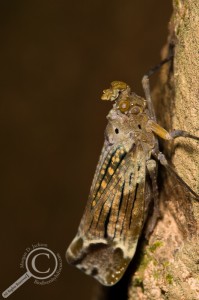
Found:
[66,57,199,286]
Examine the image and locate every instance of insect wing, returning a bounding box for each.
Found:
[66,142,147,286]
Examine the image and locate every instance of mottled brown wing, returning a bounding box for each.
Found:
[66,142,147,286]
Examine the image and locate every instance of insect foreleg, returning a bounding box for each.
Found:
[147,120,199,142]
[142,75,156,121]
[142,55,173,121]
[169,130,199,141]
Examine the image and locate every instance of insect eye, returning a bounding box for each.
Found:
[131,106,141,114]
[118,99,130,113]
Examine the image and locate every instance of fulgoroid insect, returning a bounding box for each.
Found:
[66,59,199,286]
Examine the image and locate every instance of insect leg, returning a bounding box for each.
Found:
[169,130,199,141]
[147,120,199,141]
[152,151,199,200]
[145,159,160,237]
[142,55,173,121]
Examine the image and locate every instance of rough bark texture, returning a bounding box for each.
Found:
[95,1,199,299]
[128,0,199,299]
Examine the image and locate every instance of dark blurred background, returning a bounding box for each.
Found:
[0,1,171,299]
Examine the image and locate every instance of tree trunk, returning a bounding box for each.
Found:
[95,1,199,299]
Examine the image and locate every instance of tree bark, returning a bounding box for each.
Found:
[95,1,199,299]
[128,0,199,299]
